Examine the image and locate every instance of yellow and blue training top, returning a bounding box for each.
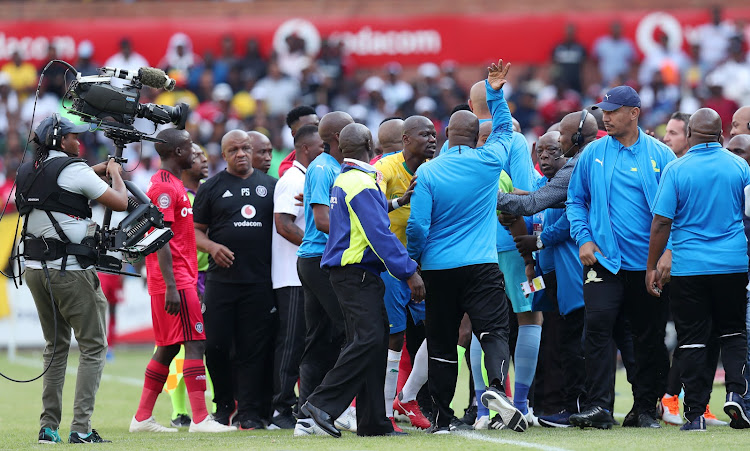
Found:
[374,151,412,247]
[321,158,417,281]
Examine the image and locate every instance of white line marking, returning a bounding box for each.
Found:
[10,356,143,386]
[459,430,572,451]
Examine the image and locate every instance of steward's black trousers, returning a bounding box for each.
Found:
[296,257,346,414]
[671,273,748,421]
[422,263,511,428]
[307,266,393,436]
[582,263,669,416]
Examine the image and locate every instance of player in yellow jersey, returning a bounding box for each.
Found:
[375,115,435,431]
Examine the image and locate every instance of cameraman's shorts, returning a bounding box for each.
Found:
[150,287,206,346]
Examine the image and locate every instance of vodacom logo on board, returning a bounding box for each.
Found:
[272,18,442,58]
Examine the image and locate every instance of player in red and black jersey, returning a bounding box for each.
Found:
[130,128,235,434]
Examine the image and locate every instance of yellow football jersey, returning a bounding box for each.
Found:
[375,152,413,247]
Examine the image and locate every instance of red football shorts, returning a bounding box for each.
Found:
[150,288,206,346]
[98,273,123,305]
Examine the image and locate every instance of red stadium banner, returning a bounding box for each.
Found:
[0,9,749,68]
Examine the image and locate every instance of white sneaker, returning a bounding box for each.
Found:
[293,418,326,436]
[525,407,539,427]
[473,415,490,430]
[334,406,357,432]
[129,416,178,433]
[189,416,238,433]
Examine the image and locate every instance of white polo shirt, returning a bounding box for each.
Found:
[271,160,306,289]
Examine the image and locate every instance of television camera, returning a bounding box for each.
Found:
[57,62,191,275]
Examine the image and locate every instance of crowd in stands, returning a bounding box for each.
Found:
[0,6,748,193]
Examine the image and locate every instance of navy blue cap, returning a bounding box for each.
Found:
[593,86,641,111]
[35,115,89,142]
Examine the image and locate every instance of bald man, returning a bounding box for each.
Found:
[731,106,750,138]
[248,130,273,173]
[647,108,750,431]
[375,115,435,431]
[466,80,546,422]
[295,111,358,435]
[407,60,530,434]
[301,123,424,438]
[371,117,404,164]
[193,130,278,429]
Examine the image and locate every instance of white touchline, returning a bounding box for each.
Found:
[459,431,572,451]
[11,356,143,387]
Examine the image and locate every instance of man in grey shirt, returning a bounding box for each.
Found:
[18,115,128,444]
[497,110,598,216]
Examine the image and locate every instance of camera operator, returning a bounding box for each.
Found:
[17,114,129,444]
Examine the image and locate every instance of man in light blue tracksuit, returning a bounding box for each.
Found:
[566,86,674,429]
[407,60,529,434]
[451,79,545,421]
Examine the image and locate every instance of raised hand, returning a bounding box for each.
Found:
[488,59,512,91]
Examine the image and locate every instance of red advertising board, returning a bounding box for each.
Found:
[0,9,749,68]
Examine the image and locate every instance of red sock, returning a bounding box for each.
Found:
[183,359,209,423]
[396,335,412,394]
[135,359,169,421]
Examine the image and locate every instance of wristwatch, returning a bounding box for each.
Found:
[536,235,544,250]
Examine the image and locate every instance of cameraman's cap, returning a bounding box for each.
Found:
[593,86,641,111]
[35,115,89,141]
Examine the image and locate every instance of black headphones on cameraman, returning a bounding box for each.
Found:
[571,109,589,148]
[44,113,62,149]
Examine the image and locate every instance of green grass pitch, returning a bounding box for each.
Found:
[0,347,741,450]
